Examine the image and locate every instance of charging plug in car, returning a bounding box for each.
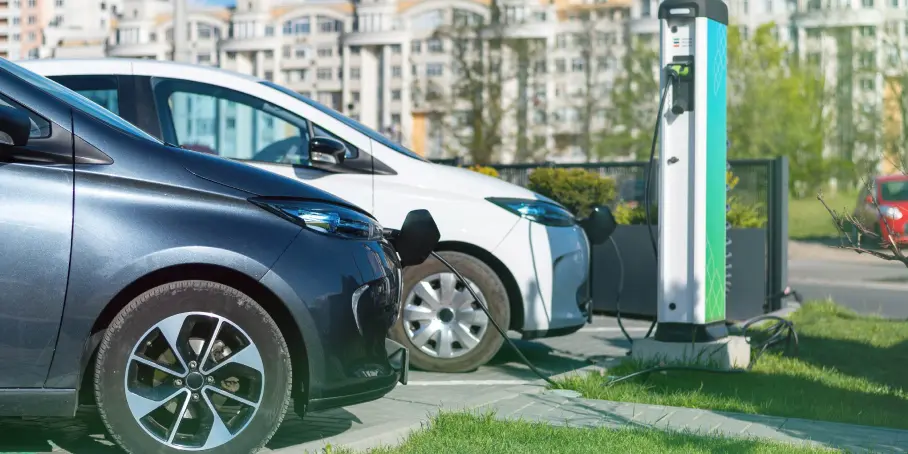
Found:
[665,60,694,115]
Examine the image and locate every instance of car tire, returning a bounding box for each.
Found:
[390,251,510,373]
[94,280,292,454]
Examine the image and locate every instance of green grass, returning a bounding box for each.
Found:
[329,412,835,454]
[556,301,908,430]
[788,190,858,240]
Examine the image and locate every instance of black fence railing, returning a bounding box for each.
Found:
[432,157,790,317]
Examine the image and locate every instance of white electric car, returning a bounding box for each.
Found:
[22,58,593,373]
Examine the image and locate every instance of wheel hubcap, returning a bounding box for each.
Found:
[124,312,265,451]
[402,272,490,359]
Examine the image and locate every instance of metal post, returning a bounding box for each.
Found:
[766,156,789,312]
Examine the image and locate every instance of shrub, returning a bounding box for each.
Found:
[613,170,766,228]
[467,165,500,178]
[527,168,616,219]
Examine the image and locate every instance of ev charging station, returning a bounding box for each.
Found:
[631,0,750,368]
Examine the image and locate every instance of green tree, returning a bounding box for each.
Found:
[597,37,660,160]
[726,23,833,196]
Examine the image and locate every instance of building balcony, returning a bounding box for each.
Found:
[500,21,556,40]
[342,30,410,47]
[108,41,168,58]
[219,36,281,52]
[793,7,883,28]
[628,17,659,35]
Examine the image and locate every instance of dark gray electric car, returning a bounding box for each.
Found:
[0,58,423,453]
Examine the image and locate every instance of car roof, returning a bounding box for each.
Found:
[18,58,264,84]
[877,174,908,183]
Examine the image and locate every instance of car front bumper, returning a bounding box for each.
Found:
[260,231,409,413]
[492,218,592,337]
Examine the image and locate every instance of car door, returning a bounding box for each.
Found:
[147,77,376,212]
[0,81,74,387]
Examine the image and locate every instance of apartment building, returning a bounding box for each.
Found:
[8,0,905,163]
[99,0,631,162]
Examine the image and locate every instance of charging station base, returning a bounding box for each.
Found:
[630,336,750,370]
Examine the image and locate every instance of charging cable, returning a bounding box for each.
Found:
[430,251,559,387]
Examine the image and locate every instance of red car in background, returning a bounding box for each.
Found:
[853,174,908,244]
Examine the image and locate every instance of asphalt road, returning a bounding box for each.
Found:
[789,254,908,319]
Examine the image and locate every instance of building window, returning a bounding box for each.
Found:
[264,71,273,81]
[263,50,273,58]
[571,58,584,72]
[349,45,360,55]
[317,68,333,80]
[555,58,566,73]
[411,40,421,53]
[27,0,35,7]
[284,17,310,35]
[641,0,651,16]
[198,54,211,64]
[350,67,360,79]
[861,78,876,90]
[862,0,874,6]
[54,0,63,6]
[426,63,443,77]
[859,26,876,37]
[893,0,900,6]
[352,91,360,102]
[265,25,274,36]
[317,16,343,33]
[27,31,35,41]
[391,89,401,100]
[860,51,875,67]
[742,0,749,13]
[317,46,333,57]
[391,65,402,78]
[556,34,568,48]
[427,38,443,53]
[295,47,309,58]
[765,0,772,12]
[27,15,36,24]
[390,44,401,54]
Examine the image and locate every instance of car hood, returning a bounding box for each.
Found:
[177,148,363,212]
[420,162,562,206]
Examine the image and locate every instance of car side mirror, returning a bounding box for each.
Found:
[579,205,618,246]
[384,209,441,267]
[0,105,31,149]
[309,137,347,167]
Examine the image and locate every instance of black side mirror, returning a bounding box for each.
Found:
[579,205,618,246]
[385,209,441,267]
[0,105,31,148]
[309,137,347,166]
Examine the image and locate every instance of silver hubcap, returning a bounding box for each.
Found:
[124,312,265,451]
[402,273,490,359]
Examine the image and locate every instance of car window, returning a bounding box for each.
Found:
[261,80,428,162]
[0,92,52,139]
[881,181,908,202]
[0,59,160,144]
[165,90,310,164]
[48,75,120,115]
[153,78,359,166]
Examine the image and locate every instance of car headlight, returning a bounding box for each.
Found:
[486,197,576,227]
[879,205,903,220]
[251,199,383,240]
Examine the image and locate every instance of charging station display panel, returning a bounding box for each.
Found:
[704,19,727,323]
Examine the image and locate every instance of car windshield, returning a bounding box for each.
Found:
[880,181,908,202]
[0,59,162,144]
[261,81,429,162]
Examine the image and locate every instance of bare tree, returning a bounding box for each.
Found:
[410,1,545,164]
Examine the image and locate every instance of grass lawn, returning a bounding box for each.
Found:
[335,412,834,454]
[788,190,858,241]
[555,301,908,430]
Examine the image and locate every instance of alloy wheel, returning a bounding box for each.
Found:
[124,311,264,451]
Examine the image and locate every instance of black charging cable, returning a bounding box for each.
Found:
[430,251,559,387]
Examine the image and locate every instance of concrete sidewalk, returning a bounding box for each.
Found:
[275,365,908,454]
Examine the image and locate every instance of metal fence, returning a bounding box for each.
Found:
[432,157,790,313]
